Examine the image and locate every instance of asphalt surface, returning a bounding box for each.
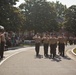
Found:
[0,45,76,75]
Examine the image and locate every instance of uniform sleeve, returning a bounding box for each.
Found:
[1,34,6,42]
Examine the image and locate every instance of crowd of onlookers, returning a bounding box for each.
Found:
[4,30,35,48]
[5,31,22,48]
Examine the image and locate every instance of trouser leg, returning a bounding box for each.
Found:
[58,43,62,56]
[50,44,57,58]
[45,44,48,56]
[0,50,4,58]
[50,44,52,55]
[62,45,65,57]
[44,43,48,56]
[44,44,46,56]
[52,44,56,58]
[59,43,65,57]
[0,42,4,58]
[35,43,40,56]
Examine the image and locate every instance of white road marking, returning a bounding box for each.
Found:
[0,47,34,66]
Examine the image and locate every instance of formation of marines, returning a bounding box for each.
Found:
[33,32,73,59]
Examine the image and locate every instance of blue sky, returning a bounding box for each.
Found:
[16,0,76,7]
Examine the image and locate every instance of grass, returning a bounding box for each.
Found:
[73,48,76,54]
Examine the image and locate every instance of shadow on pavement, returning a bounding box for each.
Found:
[35,54,43,59]
[51,55,62,62]
[51,58,62,62]
[34,54,71,62]
[63,55,71,60]
[51,55,71,62]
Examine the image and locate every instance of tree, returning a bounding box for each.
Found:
[64,5,76,35]
[50,1,67,28]
[0,0,26,32]
[19,0,59,32]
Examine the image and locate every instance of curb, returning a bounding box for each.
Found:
[71,48,76,56]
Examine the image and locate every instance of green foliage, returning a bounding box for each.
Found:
[0,0,19,5]
[19,0,59,32]
[64,5,76,35]
[0,0,26,32]
[50,1,67,29]
[0,0,69,33]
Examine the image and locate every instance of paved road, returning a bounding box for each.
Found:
[0,45,76,75]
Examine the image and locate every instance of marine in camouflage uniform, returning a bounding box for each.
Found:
[49,34,57,58]
[42,33,49,57]
[33,33,41,56]
[58,35,67,57]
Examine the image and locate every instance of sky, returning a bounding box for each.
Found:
[16,0,76,8]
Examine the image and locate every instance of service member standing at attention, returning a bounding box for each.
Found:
[58,34,66,57]
[42,33,49,57]
[49,33,57,59]
[33,33,41,57]
[0,25,5,60]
